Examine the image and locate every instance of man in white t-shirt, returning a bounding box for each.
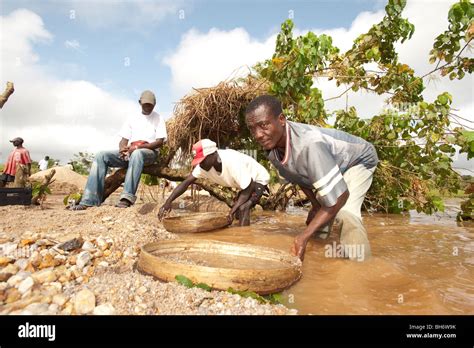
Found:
[70,90,167,210]
[38,156,49,171]
[158,139,270,226]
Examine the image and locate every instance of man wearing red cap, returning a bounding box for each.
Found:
[158,139,270,226]
[0,137,32,187]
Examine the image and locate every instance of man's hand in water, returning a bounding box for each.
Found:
[158,203,172,221]
[291,233,310,261]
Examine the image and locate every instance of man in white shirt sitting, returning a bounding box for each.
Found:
[158,139,270,226]
[70,90,167,210]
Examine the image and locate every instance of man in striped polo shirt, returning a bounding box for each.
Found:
[245,95,378,261]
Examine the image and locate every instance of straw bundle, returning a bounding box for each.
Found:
[167,75,268,153]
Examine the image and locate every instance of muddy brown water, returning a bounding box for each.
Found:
[183,201,474,315]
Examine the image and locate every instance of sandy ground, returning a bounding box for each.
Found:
[0,193,295,315]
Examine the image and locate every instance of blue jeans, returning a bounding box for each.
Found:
[80,149,157,206]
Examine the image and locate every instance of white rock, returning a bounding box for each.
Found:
[96,238,109,251]
[24,303,49,315]
[74,288,96,314]
[98,261,109,268]
[134,306,143,314]
[39,249,49,257]
[7,275,22,287]
[48,303,60,314]
[21,289,32,299]
[1,263,19,275]
[61,303,73,315]
[52,294,68,307]
[76,251,91,269]
[69,265,79,274]
[18,277,35,294]
[137,286,148,295]
[81,241,95,252]
[9,272,31,287]
[45,282,62,294]
[0,242,18,256]
[54,254,67,262]
[93,303,116,315]
[29,251,41,265]
[0,282,7,291]
[32,268,57,284]
[14,258,29,271]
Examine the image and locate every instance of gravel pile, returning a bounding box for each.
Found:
[0,202,296,315]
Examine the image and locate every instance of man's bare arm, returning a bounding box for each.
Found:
[229,180,255,218]
[304,190,349,237]
[292,190,349,260]
[158,174,197,220]
[137,138,165,151]
[300,186,321,225]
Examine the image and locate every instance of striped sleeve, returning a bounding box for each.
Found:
[302,142,348,207]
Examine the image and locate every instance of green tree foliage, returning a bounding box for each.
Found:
[31,182,51,205]
[430,0,474,80]
[256,20,339,124]
[254,0,473,214]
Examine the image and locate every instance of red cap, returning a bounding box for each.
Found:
[191,139,217,167]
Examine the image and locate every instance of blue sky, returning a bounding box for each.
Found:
[1,0,383,115]
[0,0,471,173]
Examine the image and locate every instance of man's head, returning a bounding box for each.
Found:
[139,90,156,115]
[10,137,24,147]
[191,139,218,169]
[45,156,50,161]
[245,95,286,150]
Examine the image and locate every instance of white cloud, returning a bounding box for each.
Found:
[162,28,276,96]
[0,8,52,67]
[0,9,138,163]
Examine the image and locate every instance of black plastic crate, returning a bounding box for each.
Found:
[0,188,32,206]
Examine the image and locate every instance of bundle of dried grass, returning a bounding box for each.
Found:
[167,75,268,153]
